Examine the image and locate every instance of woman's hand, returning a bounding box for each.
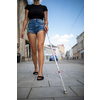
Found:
[20,31,25,39]
[44,24,48,33]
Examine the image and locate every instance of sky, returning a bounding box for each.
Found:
[27,0,84,53]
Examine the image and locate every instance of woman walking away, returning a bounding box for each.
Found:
[20,0,48,81]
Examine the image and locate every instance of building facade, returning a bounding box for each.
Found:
[66,32,84,60]
[57,44,65,58]
[76,32,84,59]
[72,44,78,59]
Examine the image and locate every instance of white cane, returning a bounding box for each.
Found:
[46,33,67,94]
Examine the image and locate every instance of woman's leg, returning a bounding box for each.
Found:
[37,30,46,77]
[27,33,38,73]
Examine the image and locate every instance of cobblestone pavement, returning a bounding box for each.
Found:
[17,59,84,100]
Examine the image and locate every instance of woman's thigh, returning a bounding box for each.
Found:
[27,33,37,52]
[37,30,46,50]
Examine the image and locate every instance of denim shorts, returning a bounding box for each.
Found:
[27,18,45,35]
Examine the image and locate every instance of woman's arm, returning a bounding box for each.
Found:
[44,11,48,25]
[22,9,29,32]
[44,11,48,33]
[20,9,29,39]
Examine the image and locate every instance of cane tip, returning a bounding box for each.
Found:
[64,91,67,94]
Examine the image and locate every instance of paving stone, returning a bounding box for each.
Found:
[77,78,84,84]
[47,71,56,74]
[29,86,77,98]
[24,72,38,77]
[18,78,49,88]
[49,78,83,87]
[17,77,35,87]
[17,77,36,83]
[70,76,83,80]
[47,73,59,77]
[17,87,31,98]
[17,77,23,83]
[54,97,84,100]
[20,77,35,81]
[17,98,53,100]
[70,85,84,96]
[47,76,60,80]
[67,74,83,79]
[17,72,27,77]
[61,73,72,79]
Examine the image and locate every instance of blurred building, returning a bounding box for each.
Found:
[69,48,73,59]
[17,0,32,61]
[76,32,84,59]
[66,31,84,60]
[57,44,65,59]
[72,44,78,59]
[66,51,70,60]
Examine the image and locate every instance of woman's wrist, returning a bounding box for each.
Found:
[45,24,48,26]
[44,21,48,26]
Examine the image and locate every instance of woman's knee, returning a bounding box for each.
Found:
[38,43,44,52]
[32,47,37,54]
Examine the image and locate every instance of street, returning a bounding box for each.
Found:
[17,59,84,100]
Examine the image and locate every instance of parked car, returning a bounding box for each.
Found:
[49,55,58,61]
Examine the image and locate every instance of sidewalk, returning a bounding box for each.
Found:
[17,60,84,100]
